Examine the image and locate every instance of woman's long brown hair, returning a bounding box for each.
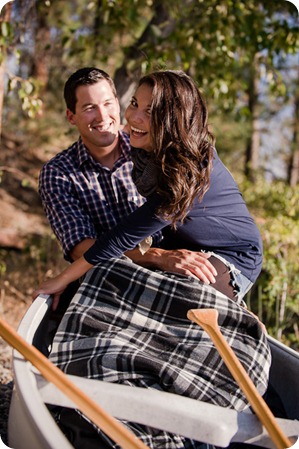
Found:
[138,70,215,228]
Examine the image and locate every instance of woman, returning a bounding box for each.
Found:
[33,70,262,310]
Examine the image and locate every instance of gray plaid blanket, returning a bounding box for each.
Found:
[49,257,271,448]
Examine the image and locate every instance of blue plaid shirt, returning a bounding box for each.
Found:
[39,132,158,261]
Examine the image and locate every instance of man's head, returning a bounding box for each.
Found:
[64,67,117,113]
[64,68,121,156]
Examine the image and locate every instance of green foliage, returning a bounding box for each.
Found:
[17,79,43,118]
[128,0,299,112]
[0,20,14,64]
[241,177,299,349]
[2,0,298,122]
[1,6,43,119]
[6,75,43,118]
[0,254,7,276]
[44,0,152,66]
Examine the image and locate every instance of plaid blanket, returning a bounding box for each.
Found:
[49,257,271,449]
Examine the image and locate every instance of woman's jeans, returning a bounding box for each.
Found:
[206,252,253,307]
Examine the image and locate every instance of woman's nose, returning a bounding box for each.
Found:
[130,110,144,124]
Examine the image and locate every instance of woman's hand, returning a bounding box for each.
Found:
[128,248,217,284]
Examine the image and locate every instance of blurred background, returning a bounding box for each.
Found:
[0,0,298,349]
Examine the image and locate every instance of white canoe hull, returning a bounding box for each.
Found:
[8,295,299,449]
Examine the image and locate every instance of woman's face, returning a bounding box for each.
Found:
[124,83,153,152]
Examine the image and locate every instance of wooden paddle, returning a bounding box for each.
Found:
[0,317,150,449]
[187,308,293,449]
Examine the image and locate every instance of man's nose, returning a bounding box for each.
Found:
[95,106,107,121]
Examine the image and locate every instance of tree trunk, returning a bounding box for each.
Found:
[288,85,299,187]
[114,0,176,118]
[0,2,12,138]
[245,55,260,182]
[31,4,51,88]
[0,64,4,138]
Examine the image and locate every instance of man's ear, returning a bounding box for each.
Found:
[66,108,76,125]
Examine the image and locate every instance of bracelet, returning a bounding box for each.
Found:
[137,236,153,255]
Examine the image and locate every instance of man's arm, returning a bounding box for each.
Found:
[70,238,96,261]
[39,162,101,262]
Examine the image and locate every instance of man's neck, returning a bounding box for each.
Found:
[84,139,122,169]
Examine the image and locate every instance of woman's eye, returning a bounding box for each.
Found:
[130,99,138,107]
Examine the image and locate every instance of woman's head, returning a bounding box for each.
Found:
[125,70,214,154]
[124,82,153,152]
[126,70,215,225]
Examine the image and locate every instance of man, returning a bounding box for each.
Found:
[39,67,217,290]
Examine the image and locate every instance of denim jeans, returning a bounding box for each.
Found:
[230,269,253,300]
[204,251,253,307]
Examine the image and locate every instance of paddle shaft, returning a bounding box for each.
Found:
[0,317,150,449]
[187,309,292,449]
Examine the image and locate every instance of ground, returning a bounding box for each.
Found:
[0,131,67,381]
[0,131,70,444]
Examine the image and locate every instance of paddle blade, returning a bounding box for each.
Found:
[187,308,219,330]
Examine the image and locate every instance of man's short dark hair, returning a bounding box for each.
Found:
[64,67,117,113]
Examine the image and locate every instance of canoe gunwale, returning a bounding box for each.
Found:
[8,295,299,449]
[8,295,74,449]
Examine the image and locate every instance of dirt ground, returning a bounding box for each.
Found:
[0,131,69,444]
[1,132,46,375]
[0,130,69,371]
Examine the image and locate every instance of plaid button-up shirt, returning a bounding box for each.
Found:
[39,132,159,260]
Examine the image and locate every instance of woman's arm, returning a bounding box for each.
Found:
[33,194,218,310]
[83,193,166,264]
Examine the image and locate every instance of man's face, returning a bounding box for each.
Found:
[66,80,121,151]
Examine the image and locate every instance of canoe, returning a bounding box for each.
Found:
[8,294,299,449]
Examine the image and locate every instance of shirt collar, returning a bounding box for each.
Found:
[76,138,91,167]
[76,132,132,168]
[118,131,132,161]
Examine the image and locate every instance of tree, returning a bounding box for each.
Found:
[114,0,177,116]
[288,79,299,186]
[244,54,261,181]
[30,2,51,88]
[0,1,13,137]
[105,1,299,177]
[2,0,298,177]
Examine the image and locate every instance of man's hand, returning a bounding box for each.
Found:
[32,256,93,311]
[32,274,67,311]
[127,248,217,284]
